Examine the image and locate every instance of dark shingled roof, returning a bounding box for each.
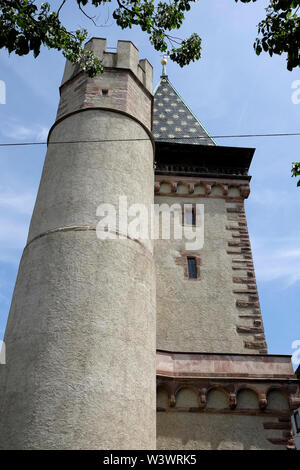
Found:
[153,75,216,146]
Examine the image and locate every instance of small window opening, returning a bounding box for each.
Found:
[101,89,109,96]
[184,207,196,226]
[187,257,197,279]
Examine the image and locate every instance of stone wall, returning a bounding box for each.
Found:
[156,351,299,450]
[155,176,267,354]
[157,413,288,450]
[0,40,156,450]
[57,38,153,130]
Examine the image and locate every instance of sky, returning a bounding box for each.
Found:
[0,0,299,366]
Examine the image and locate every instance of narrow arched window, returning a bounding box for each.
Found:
[187,257,197,279]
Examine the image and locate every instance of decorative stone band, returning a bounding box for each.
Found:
[156,350,300,449]
[156,350,297,380]
[47,107,155,154]
[225,200,267,353]
[25,225,150,252]
[154,175,250,199]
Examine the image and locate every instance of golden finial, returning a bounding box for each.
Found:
[161,55,168,76]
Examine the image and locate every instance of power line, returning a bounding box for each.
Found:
[2,132,300,147]
[0,138,148,147]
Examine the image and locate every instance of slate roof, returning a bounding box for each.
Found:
[153,75,216,146]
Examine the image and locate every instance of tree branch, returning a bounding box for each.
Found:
[57,0,67,17]
[78,3,99,26]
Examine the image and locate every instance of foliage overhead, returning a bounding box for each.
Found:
[237,0,300,71]
[3,1,300,74]
[0,0,201,77]
[1,1,300,187]
[237,1,300,187]
[292,162,300,186]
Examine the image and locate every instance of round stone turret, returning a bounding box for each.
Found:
[0,38,156,449]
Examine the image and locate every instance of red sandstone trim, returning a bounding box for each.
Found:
[175,251,201,280]
[25,225,150,252]
[225,200,268,354]
[156,376,300,425]
[154,175,251,200]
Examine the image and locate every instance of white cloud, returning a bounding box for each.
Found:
[0,216,28,267]
[0,119,48,142]
[0,292,9,305]
[0,217,29,246]
[0,251,21,266]
[0,192,32,264]
[251,188,298,207]
[0,186,35,266]
[252,236,300,286]
[0,48,62,106]
[0,190,35,215]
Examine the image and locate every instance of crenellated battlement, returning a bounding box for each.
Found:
[58,37,153,130]
[61,38,153,94]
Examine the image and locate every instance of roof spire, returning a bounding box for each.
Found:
[161,55,168,77]
[153,72,216,146]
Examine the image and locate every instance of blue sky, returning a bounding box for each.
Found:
[0,0,299,365]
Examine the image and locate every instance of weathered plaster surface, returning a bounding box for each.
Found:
[157,413,286,450]
[0,232,155,449]
[155,195,255,353]
[0,104,156,448]
[29,110,154,244]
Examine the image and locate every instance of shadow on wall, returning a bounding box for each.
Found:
[157,386,291,450]
[157,385,290,411]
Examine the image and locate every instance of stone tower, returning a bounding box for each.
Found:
[153,71,300,450]
[0,38,156,449]
[0,38,299,450]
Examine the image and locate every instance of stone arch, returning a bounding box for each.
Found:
[194,183,206,195]
[236,387,259,409]
[176,181,190,195]
[159,181,172,194]
[228,185,241,198]
[206,386,229,409]
[175,386,199,408]
[267,388,290,410]
[211,183,224,197]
